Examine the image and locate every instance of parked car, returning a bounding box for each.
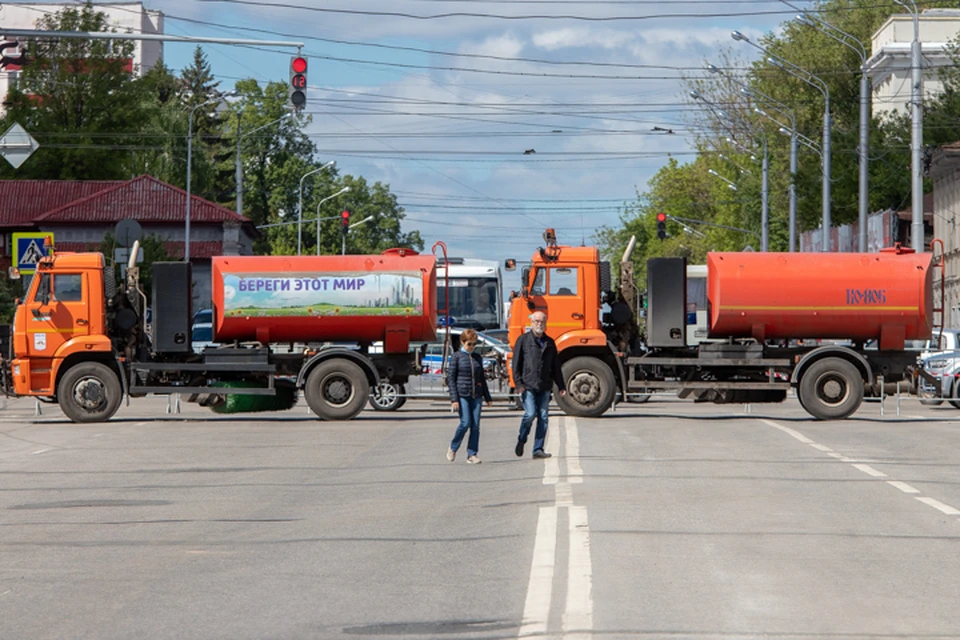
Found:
[917,328,960,364]
[918,349,960,408]
[368,328,510,411]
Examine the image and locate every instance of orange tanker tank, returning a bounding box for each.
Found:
[707,247,934,350]
[211,252,437,352]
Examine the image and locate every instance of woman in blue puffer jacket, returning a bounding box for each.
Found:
[446,328,493,464]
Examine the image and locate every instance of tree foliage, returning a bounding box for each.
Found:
[0,3,419,261]
[600,0,960,267]
[0,1,147,180]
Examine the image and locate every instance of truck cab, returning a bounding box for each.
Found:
[9,251,123,421]
[507,229,625,416]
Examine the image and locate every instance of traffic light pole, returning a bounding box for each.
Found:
[0,29,304,49]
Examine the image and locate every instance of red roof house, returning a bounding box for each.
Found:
[1,174,256,309]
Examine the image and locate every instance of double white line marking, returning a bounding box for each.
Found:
[519,416,594,639]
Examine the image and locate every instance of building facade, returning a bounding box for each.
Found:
[867,9,960,120]
[930,143,960,328]
[0,2,163,115]
[0,175,255,311]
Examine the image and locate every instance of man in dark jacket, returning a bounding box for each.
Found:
[512,310,566,459]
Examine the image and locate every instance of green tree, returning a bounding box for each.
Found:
[0,1,151,180]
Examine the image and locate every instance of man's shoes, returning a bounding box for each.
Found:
[446,448,456,462]
[532,450,552,459]
[515,440,525,457]
[466,455,482,464]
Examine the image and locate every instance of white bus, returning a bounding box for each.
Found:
[435,258,503,331]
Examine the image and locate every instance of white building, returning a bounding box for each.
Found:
[0,2,163,114]
[866,9,960,120]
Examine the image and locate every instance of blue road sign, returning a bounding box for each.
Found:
[13,232,52,274]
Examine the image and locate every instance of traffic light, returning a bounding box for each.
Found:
[289,55,307,110]
[656,212,667,240]
[341,209,350,235]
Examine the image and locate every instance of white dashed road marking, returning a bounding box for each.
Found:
[762,419,960,523]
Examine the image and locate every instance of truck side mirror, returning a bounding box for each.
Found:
[7,266,20,280]
[504,258,516,271]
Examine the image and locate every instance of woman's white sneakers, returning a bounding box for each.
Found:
[447,448,456,462]
[466,455,482,464]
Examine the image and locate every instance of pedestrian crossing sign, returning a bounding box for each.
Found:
[12,232,53,274]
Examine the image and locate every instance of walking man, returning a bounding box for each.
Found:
[512,310,566,459]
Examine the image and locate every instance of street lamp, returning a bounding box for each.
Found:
[708,169,738,191]
[297,161,335,255]
[186,91,238,262]
[707,62,799,252]
[692,89,768,249]
[793,8,871,252]
[236,112,294,217]
[892,0,924,250]
[315,186,351,255]
[746,88,799,252]
[732,30,832,251]
[344,215,375,255]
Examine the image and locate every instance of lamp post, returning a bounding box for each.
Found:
[315,186,351,255]
[795,9,871,252]
[707,61,799,252]
[893,0,924,250]
[732,30,832,251]
[692,88,768,250]
[297,161,335,255]
[708,169,738,191]
[186,92,237,262]
[745,88,798,252]
[344,215,375,255]
[236,112,294,218]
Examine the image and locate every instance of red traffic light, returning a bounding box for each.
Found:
[291,56,307,74]
[656,212,667,223]
[341,210,350,226]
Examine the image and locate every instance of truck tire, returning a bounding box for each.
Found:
[368,382,407,411]
[797,357,864,420]
[555,356,616,417]
[57,362,122,423]
[305,359,370,420]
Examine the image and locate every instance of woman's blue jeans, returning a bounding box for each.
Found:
[518,389,551,453]
[451,396,483,456]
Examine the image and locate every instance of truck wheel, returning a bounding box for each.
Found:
[368,382,406,411]
[798,357,864,420]
[305,359,370,420]
[57,362,122,423]
[556,356,615,417]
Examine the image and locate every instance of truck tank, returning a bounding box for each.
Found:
[211,252,437,350]
[707,248,934,348]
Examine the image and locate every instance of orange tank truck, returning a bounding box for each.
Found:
[211,253,437,347]
[2,242,437,423]
[506,229,937,421]
[707,250,934,347]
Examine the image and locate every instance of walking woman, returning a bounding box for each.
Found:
[446,329,493,464]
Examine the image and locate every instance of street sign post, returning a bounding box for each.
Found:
[0,123,39,169]
[12,232,52,274]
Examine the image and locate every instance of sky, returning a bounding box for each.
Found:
[146,1,808,267]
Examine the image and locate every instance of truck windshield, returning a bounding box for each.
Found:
[436,276,500,331]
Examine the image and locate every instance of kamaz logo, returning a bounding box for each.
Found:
[846,289,887,304]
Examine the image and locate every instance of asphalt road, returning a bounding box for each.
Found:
[2,393,960,639]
